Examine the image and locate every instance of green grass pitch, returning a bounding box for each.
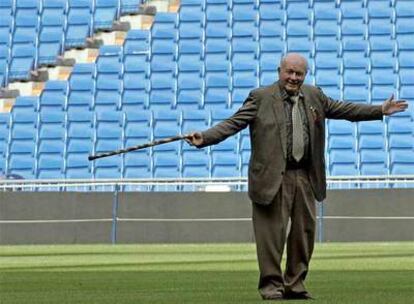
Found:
[1,242,413,303]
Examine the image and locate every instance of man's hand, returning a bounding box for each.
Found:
[382,94,409,115]
[185,132,204,147]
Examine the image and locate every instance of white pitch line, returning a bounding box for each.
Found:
[1,216,413,224]
[0,219,113,224]
[118,218,252,222]
[322,216,414,220]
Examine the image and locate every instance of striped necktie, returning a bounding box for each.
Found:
[291,95,304,162]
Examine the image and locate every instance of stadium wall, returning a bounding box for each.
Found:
[0,190,413,245]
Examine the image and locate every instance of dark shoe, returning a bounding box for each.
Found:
[284,291,314,300]
[261,291,284,301]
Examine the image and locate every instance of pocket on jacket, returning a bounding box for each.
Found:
[250,162,264,173]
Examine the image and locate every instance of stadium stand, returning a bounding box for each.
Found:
[0,0,412,185]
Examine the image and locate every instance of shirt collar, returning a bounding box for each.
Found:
[278,83,304,102]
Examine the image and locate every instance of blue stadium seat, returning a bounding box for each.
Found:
[124,109,152,134]
[329,150,358,176]
[123,34,148,104]
[9,44,36,80]
[37,112,66,159]
[390,150,414,175]
[340,0,366,19]
[397,33,414,52]
[231,87,251,108]
[124,151,152,178]
[313,0,338,20]
[65,0,93,48]
[232,50,257,71]
[287,19,310,37]
[400,69,414,85]
[8,155,36,179]
[370,52,395,69]
[399,51,414,68]
[286,1,309,20]
[153,153,180,179]
[232,71,257,91]
[206,0,228,22]
[179,22,202,40]
[212,153,239,177]
[181,109,209,135]
[68,64,96,111]
[38,154,65,179]
[177,71,202,108]
[314,19,339,37]
[8,103,38,178]
[120,0,141,15]
[358,120,385,135]
[367,0,392,18]
[368,18,392,36]
[14,0,39,45]
[0,0,13,16]
[395,0,414,18]
[124,29,149,54]
[13,96,38,112]
[210,136,238,173]
[95,111,124,158]
[66,110,94,157]
[360,149,387,175]
[179,0,203,22]
[0,113,9,175]
[240,133,251,177]
[94,155,123,178]
[204,72,229,109]
[315,70,340,87]
[388,117,413,135]
[38,0,66,65]
[94,0,119,31]
[152,13,177,39]
[66,153,92,178]
[259,18,284,38]
[259,42,282,71]
[388,134,413,150]
[343,67,369,85]
[39,111,65,141]
[315,52,340,70]
[39,81,68,111]
[314,37,340,53]
[395,17,414,37]
[182,150,209,178]
[95,74,122,112]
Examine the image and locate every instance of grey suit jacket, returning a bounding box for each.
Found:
[200,82,383,204]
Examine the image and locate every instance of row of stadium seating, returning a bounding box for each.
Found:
[0,0,413,181]
[1,96,413,179]
[2,0,414,86]
[0,0,143,85]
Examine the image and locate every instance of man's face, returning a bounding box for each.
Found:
[278,60,307,95]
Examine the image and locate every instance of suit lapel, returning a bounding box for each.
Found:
[303,95,316,154]
[270,83,287,158]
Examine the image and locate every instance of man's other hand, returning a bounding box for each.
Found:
[185,132,204,147]
[382,94,409,115]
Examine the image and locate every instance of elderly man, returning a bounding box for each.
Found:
[187,53,408,300]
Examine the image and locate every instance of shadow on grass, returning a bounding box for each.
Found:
[1,270,413,304]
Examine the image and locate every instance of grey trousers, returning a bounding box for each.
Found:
[252,169,316,296]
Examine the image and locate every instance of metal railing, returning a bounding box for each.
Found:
[0,175,413,191]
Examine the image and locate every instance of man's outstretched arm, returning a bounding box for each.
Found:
[186,92,258,148]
